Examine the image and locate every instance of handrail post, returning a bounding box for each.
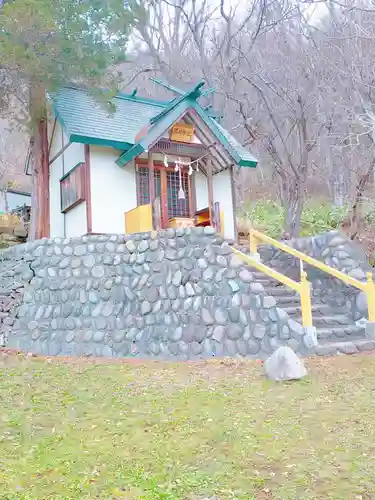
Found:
[300,271,313,328]
[365,272,375,322]
[249,228,260,261]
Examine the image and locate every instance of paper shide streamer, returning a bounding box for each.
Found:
[163,153,206,201]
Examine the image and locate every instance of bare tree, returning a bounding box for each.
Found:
[133,0,320,235]
[2,0,375,240]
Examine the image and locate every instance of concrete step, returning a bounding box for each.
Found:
[252,271,361,337]
[254,278,282,286]
[283,304,332,316]
[287,313,351,326]
[262,286,296,296]
[312,315,351,327]
[273,295,301,305]
[254,279,277,286]
[317,325,365,340]
[252,274,279,283]
[252,271,269,277]
[315,339,374,356]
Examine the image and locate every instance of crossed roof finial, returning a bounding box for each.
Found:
[149,77,215,99]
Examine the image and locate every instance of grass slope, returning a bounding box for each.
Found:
[0,353,374,499]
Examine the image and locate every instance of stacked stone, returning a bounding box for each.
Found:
[0,247,30,346]
[6,228,309,359]
[0,289,24,347]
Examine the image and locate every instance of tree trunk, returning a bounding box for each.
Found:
[333,170,345,207]
[284,182,303,238]
[341,160,375,240]
[28,84,49,241]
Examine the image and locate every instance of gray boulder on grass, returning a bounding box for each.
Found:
[264,346,307,381]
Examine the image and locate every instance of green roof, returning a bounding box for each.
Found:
[49,84,258,169]
[211,119,257,168]
[49,87,168,150]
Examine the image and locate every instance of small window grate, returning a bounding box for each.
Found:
[60,163,85,212]
[167,170,190,218]
[136,164,190,221]
[136,167,160,205]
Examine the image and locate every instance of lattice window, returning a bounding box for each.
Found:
[136,166,161,205]
[136,165,190,220]
[60,162,85,213]
[136,166,149,205]
[167,170,190,218]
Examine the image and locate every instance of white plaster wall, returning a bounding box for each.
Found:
[49,121,65,237]
[65,202,87,238]
[195,171,208,210]
[62,129,70,148]
[63,142,85,175]
[212,169,235,240]
[90,146,137,234]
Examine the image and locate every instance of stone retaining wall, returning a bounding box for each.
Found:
[3,228,313,359]
[237,231,370,322]
[0,248,30,346]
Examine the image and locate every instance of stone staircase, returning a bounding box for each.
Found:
[252,270,375,355]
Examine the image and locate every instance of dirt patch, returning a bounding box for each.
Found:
[1,346,374,375]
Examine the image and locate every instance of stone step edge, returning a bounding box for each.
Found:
[263,288,298,297]
[287,314,354,325]
[316,325,365,334]
[282,305,341,315]
[315,339,375,356]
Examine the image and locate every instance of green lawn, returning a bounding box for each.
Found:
[0,352,374,500]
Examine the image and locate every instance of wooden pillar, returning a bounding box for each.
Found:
[148,151,155,202]
[160,170,168,228]
[207,157,214,227]
[189,171,197,218]
[37,116,50,239]
[230,165,238,242]
[214,201,221,233]
[148,151,162,230]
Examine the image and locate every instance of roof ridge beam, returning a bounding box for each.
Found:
[149,80,205,125]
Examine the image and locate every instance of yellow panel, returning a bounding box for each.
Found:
[169,123,195,143]
[168,217,195,229]
[125,204,153,234]
[220,210,224,236]
[196,214,209,225]
[138,204,153,232]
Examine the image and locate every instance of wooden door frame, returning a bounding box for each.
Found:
[135,158,194,228]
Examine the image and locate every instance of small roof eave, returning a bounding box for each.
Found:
[70,134,132,151]
[192,103,258,168]
[239,158,258,168]
[116,143,145,167]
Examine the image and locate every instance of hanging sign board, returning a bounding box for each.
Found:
[169,123,195,143]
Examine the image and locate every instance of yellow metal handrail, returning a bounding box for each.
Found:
[232,247,314,328]
[249,228,375,322]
